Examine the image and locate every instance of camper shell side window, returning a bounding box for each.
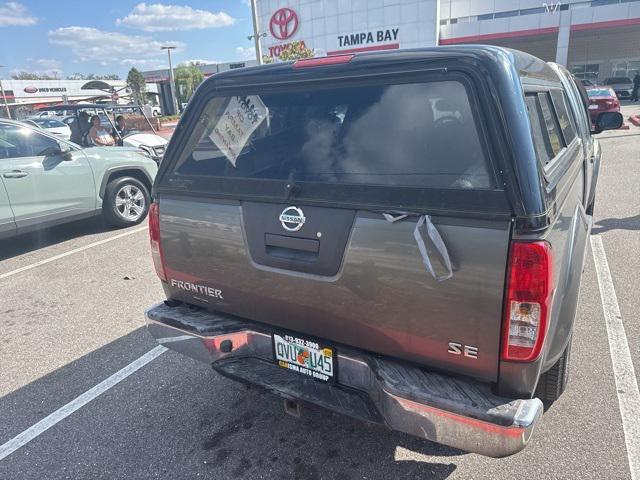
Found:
[524,88,580,181]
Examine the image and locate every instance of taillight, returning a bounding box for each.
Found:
[501,241,553,362]
[293,55,353,68]
[149,202,167,281]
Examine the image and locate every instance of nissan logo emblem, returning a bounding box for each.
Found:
[279,206,305,232]
[270,7,299,41]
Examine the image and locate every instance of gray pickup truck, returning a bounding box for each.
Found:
[144,46,622,457]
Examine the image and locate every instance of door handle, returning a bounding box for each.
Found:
[264,233,320,262]
[265,233,320,253]
[2,170,28,179]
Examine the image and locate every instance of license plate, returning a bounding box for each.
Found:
[589,104,599,110]
[273,333,334,382]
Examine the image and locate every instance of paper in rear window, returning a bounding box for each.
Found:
[207,95,268,167]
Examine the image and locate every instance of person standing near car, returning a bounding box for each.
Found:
[114,115,128,136]
[75,111,92,145]
[88,114,115,146]
[632,72,640,101]
[112,115,127,146]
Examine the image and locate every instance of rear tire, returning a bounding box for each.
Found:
[103,176,150,228]
[535,334,572,409]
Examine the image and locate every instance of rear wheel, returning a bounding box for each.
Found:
[535,334,572,409]
[103,176,150,227]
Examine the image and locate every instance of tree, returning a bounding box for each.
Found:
[278,41,314,62]
[67,73,121,80]
[12,71,56,80]
[126,67,146,104]
[174,65,204,106]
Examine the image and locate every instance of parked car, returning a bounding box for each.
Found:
[586,86,621,124]
[604,76,633,99]
[143,47,622,457]
[30,110,59,118]
[0,118,157,239]
[580,78,595,87]
[40,104,168,163]
[23,117,72,140]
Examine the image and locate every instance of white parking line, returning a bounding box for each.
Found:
[0,345,167,462]
[591,235,640,480]
[155,334,197,344]
[0,227,146,281]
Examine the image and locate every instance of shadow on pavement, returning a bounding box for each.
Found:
[0,327,462,480]
[196,381,461,480]
[591,214,640,234]
[0,216,120,262]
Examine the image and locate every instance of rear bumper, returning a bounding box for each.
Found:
[613,89,632,98]
[145,302,543,457]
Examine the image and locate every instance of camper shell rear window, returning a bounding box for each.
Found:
[159,73,510,215]
[171,79,492,190]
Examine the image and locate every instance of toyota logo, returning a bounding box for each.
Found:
[279,206,305,232]
[270,7,299,40]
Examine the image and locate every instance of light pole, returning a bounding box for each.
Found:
[161,46,179,115]
[0,65,11,119]
[248,0,266,64]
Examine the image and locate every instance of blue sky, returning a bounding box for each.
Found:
[0,1,256,78]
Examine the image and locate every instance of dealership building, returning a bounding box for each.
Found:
[0,79,136,118]
[256,0,640,82]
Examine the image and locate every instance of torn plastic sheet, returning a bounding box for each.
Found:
[383,212,453,282]
[208,95,268,167]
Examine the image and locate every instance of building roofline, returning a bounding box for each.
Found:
[440,27,559,45]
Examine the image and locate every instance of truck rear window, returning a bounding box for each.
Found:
[171,80,492,190]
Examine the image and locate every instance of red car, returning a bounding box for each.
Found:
[586,86,620,124]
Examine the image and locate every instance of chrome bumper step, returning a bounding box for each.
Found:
[145,301,543,457]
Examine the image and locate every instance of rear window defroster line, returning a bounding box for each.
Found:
[382,212,453,282]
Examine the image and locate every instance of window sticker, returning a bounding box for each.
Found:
[208,95,268,167]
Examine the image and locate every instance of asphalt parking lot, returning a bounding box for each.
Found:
[1,127,639,479]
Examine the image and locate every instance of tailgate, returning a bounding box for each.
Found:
[159,197,510,382]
